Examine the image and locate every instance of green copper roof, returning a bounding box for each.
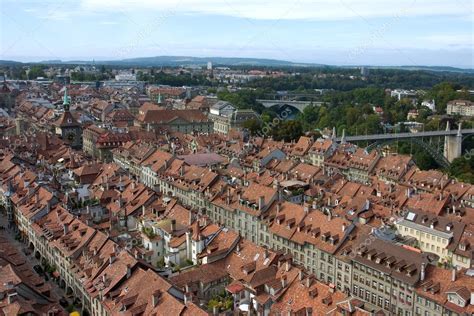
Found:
[63,87,70,105]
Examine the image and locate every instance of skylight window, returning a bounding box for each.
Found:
[406,212,416,221]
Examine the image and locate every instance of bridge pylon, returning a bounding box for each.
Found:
[444,122,462,162]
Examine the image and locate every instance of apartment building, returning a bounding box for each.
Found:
[447,100,474,117]
[395,210,471,268]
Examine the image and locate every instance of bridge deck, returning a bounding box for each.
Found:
[334,129,474,142]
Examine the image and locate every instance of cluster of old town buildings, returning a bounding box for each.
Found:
[0,80,473,316]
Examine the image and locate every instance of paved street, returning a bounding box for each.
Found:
[0,210,69,307]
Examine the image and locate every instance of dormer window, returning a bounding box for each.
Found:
[321,232,330,242]
[329,235,339,245]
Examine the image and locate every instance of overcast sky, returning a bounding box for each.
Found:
[1,0,473,67]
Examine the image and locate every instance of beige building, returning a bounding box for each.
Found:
[208,101,260,135]
[447,100,474,117]
[395,210,470,268]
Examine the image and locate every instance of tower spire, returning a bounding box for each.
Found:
[63,87,70,111]
[157,92,162,105]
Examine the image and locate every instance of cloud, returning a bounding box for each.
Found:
[419,34,473,47]
[100,21,119,25]
[80,0,471,20]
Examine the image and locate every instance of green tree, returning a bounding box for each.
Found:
[242,118,262,135]
[272,120,303,142]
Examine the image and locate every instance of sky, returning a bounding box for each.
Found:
[1,0,473,67]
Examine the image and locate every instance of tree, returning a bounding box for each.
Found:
[242,119,262,135]
[272,120,303,142]
[448,156,474,183]
[28,65,46,79]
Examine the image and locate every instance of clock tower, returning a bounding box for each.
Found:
[54,87,82,149]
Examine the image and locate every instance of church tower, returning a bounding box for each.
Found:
[53,87,82,149]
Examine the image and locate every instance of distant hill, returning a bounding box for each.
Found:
[0,56,472,74]
[377,65,474,74]
[0,60,23,66]
[71,56,317,67]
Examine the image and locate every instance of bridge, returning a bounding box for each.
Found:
[257,99,324,112]
[333,124,474,167]
[334,129,474,143]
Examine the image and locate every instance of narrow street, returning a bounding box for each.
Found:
[0,210,71,310]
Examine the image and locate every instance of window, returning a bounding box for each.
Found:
[378,296,384,307]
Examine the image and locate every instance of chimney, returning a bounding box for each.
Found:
[304,204,309,214]
[306,276,312,288]
[171,219,176,232]
[258,196,265,211]
[152,290,161,307]
[285,260,291,272]
[327,211,332,221]
[7,292,17,304]
[109,254,115,265]
[420,263,425,281]
[281,275,287,288]
[188,212,193,225]
[102,273,107,283]
[452,268,456,282]
[342,224,346,233]
[93,247,98,256]
[126,264,131,279]
[117,198,122,208]
[180,165,185,177]
[276,202,281,213]
[184,292,191,305]
[264,248,269,259]
[63,224,68,235]
[142,205,146,216]
[298,270,304,281]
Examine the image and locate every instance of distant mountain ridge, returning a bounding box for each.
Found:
[38,56,315,67]
[0,56,472,74]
